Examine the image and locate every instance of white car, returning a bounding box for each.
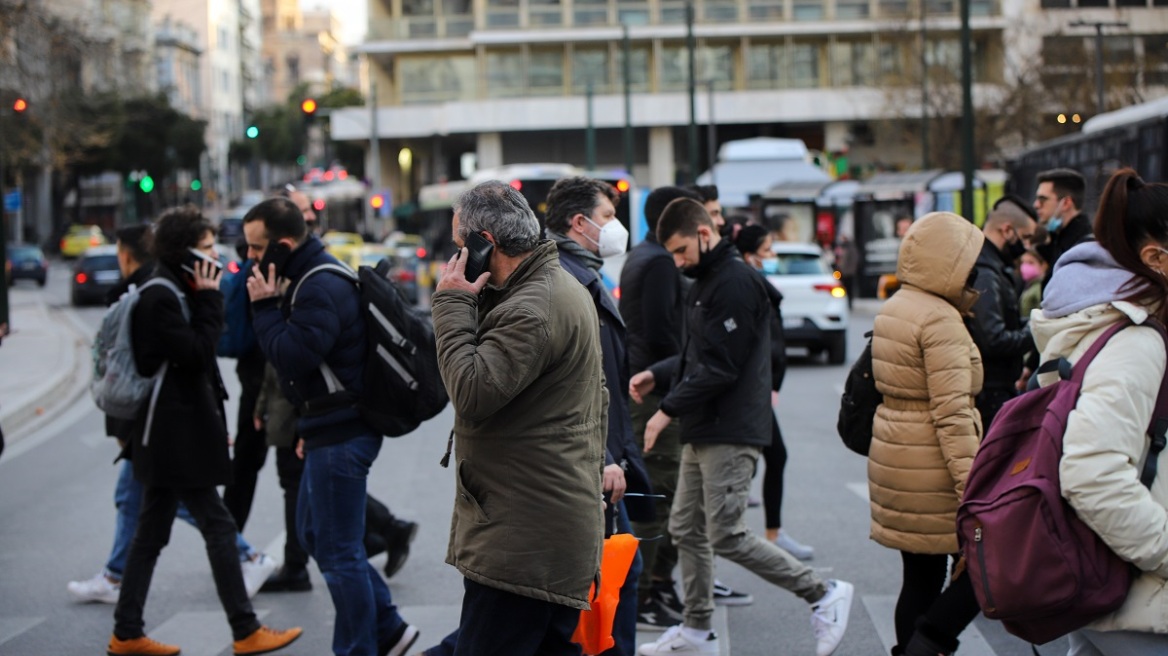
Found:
[766,242,850,364]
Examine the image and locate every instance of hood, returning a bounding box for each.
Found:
[1041,242,1138,319]
[1029,300,1149,366]
[896,212,984,310]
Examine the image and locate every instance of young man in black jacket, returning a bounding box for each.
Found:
[967,210,1037,429]
[1032,168,1093,290]
[631,199,853,656]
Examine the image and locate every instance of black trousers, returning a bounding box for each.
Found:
[976,388,1016,435]
[223,350,268,530]
[761,415,788,529]
[114,485,260,641]
[452,578,582,656]
[275,446,310,569]
[895,551,982,650]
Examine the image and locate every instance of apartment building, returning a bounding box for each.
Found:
[262,0,354,103]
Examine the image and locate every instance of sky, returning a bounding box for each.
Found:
[302,0,368,45]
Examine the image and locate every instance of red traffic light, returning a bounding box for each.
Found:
[301,98,317,114]
[13,98,27,112]
[312,198,326,211]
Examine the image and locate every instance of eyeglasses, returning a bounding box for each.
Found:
[1035,194,1062,205]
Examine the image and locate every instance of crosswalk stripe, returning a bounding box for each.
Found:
[862,594,996,655]
[846,482,869,501]
[0,617,44,648]
[149,609,269,656]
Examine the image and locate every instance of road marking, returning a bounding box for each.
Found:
[846,482,869,502]
[0,617,44,647]
[862,595,997,655]
[150,609,269,656]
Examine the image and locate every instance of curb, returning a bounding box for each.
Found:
[0,302,93,442]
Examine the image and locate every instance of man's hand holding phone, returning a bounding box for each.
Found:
[437,247,491,295]
[246,263,280,302]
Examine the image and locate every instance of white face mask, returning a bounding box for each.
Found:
[585,216,629,258]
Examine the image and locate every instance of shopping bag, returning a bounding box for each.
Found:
[572,533,639,655]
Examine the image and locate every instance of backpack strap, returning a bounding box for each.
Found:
[1140,319,1168,488]
[288,262,360,410]
[140,277,191,322]
[290,263,357,308]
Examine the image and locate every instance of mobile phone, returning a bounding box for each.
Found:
[181,247,224,278]
[257,241,292,279]
[462,231,494,283]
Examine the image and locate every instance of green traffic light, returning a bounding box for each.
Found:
[246,126,259,139]
[296,155,307,166]
[139,175,154,193]
[190,180,202,191]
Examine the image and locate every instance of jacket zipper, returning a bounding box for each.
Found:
[974,527,996,612]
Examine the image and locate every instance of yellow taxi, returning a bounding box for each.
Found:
[60,224,109,258]
[322,231,364,267]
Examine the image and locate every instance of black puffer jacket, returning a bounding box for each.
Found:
[655,240,772,447]
[620,234,684,373]
[967,240,1032,391]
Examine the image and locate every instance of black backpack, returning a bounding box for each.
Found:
[292,260,449,437]
[836,331,880,456]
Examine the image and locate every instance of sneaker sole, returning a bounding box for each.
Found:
[385,625,420,656]
[816,581,854,656]
[713,595,754,606]
[636,622,670,632]
[234,631,301,656]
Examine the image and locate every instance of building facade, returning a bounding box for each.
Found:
[332,0,1167,206]
[261,0,353,104]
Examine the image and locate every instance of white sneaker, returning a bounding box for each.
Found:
[637,625,719,655]
[66,572,120,604]
[775,531,815,561]
[241,553,278,599]
[811,579,854,656]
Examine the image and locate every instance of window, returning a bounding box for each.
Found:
[793,0,825,20]
[486,0,520,27]
[1115,0,1144,5]
[748,0,785,19]
[698,44,734,89]
[790,41,820,87]
[747,41,785,88]
[618,0,651,25]
[286,55,300,85]
[704,0,739,22]
[878,0,909,16]
[831,40,874,86]
[399,54,476,102]
[1042,35,1085,64]
[486,49,524,97]
[403,0,434,15]
[1039,0,1071,7]
[659,44,689,90]
[617,45,651,91]
[572,47,610,91]
[836,0,871,18]
[659,0,688,23]
[528,49,564,93]
[1077,0,1108,6]
[574,0,608,26]
[529,0,562,26]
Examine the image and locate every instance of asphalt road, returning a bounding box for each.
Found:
[0,262,1067,656]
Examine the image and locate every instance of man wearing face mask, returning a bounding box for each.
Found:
[965,210,1038,429]
[545,176,650,656]
[1033,168,1092,291]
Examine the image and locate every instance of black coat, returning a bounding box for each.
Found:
[654,240,773,448]
[105,263,154,441]
[619,235,684,374]
[756,268,788,392]
[557,246,653,520]
[127,264,231,488]
[967,240,1032,391]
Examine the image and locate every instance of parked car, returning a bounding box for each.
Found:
[766,242,850,364]
[322,231,364,267]
[71,245,122,306]
[6,245,48,286]
[60,224,108,258]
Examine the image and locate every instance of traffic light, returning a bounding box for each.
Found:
[246,125,259,139]
[312,198,325,212]
[301,98,317,116]
[139,175,155,193]
[12,98,27,113]
[370,194,385,210]
[190,179,202,191]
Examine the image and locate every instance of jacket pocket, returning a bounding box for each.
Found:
[456,459,491,525]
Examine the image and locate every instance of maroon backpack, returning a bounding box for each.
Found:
[956,319,1168,645]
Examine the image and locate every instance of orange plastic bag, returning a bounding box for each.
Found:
[572,533,639,655]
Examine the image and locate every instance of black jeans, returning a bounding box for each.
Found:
[452,578,582,656]
[114,485,260,641]
[223,351,268,530]
[895,551,981,650]
[761,415,788,529]
[275,446,310,570]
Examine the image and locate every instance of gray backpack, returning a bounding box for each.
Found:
[90,278,189,423]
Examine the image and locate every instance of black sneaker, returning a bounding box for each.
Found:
[652,581,685,621]
[258,565,312,593]
[636,597,676,632]
[383,520,419,579]
[712,579,754,606]
[378,623,419,656]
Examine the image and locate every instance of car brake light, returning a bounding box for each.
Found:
[90,236,100,246]
[397,270,417,283]
[227,260,241,274]
[60,239,67,251]
[76,272,88,284]
[813,283,847,299]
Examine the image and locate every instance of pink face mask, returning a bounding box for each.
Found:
[1020,262,1042,283]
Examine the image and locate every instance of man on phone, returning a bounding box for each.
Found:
[429,180,606,655]
[243,197,419,656]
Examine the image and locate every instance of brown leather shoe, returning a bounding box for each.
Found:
[233,626,303,656]
[107,634,181,656]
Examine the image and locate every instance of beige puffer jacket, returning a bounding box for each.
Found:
[869,212,985,555]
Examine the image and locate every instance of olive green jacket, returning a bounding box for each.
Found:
[431,240,607,610]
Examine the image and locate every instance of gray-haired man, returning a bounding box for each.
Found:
[430,181,607,655]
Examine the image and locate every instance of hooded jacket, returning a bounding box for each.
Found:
[431,240,606,610]
[1030,242,1168,634]
[869,212,985,554]
[967,239,1031,391]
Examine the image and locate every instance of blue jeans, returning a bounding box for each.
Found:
[299,434,405,656]
[106,460,253,580]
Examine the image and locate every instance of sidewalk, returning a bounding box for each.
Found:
[0,291,91,442]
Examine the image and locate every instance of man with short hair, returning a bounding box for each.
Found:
[286,188,319,232]
[632,198,853,656]
[967,210,1037,429]
[686,185,723,230]
[546,176,649,656]
[431,180,606,655]
[1032,168,1093,288]
[244,197,418,656]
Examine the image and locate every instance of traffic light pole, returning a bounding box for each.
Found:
[0,105,9,330]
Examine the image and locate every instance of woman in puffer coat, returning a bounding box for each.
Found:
[1029,169,1168,655]
[869,211,985,656]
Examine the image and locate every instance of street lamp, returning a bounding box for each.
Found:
[1069,20,1129,116]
